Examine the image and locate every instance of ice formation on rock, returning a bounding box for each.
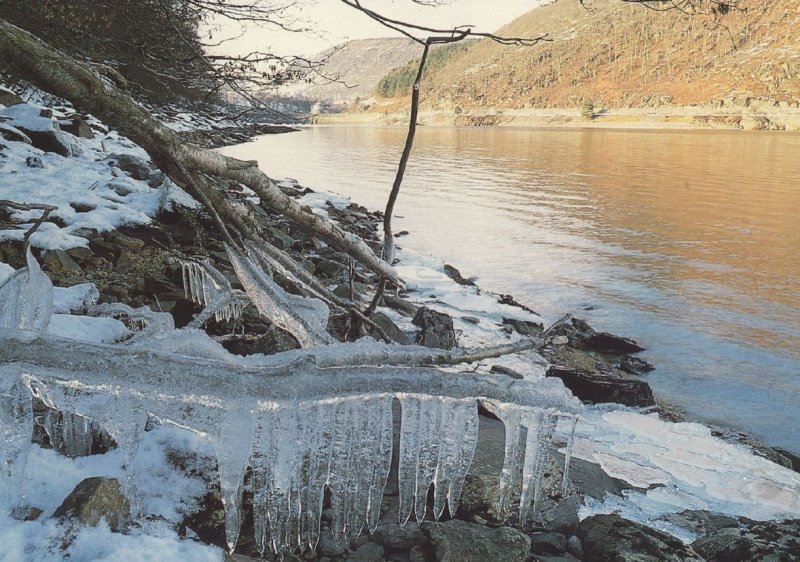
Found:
[0,328,581,554]
[225,244,333,348]
[0,247,53,331]
[180,258,246,325]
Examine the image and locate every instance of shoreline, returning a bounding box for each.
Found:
[312,104,800,132]
[2,89,799,559]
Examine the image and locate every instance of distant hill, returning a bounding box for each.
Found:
[284,38,419,105]
[381,0,800,111]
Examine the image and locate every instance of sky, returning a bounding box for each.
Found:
[208,0,545,57]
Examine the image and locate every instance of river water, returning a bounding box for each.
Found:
[220,126,800,453]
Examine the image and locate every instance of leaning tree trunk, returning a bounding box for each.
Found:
[0,19,399,283]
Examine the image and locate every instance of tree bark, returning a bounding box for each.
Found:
[0,18,398,283]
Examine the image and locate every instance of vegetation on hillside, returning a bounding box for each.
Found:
[375,42,474,98]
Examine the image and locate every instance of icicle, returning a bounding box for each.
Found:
[0,247,53,331]
[0,375,34,506]
[518,410,558,522]
[43,409,93,458]
[215,403,255,553]
[225,244,333,348]
[561,414,579,494]
[495,404,525,517]
[433,398,478,519]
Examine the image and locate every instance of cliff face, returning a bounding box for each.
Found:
[286,37,419,105]
[409,0,800,110]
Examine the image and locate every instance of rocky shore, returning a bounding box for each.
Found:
[2,90,800,561]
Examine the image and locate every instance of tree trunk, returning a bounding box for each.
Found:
[0,19,398,283]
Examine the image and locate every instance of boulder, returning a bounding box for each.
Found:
[692,519,800,561]
[421,520,530,562]
[619,354,655,375]
[1,103,75,156]
[412,307,456,350]
[103,153,153,181]
[530,531,568,555]
[576,514,704,561]
[546,365,655,407]
[350,542,386,562]
[53,477,131,532]
[384,295,420,317]
[59,115,94,139]
[42,249,82,280]
[502,317,544,337]
[557,318,644,354]
[0,86,22,107]
[371,311,413,345]
[371,523,426,550]
[443,264,474,286]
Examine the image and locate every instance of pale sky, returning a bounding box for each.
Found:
[208,0,545,57]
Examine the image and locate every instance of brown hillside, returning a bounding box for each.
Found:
[418,0,800,110]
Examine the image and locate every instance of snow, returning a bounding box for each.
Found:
[0,100,198,252]
[46,314,130,344]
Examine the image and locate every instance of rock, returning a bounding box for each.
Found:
[502,318,544,337]
[421,520,530,562]
[576,514,704,561]
[658,510,738,538]
[619,354,655,375]
[530,532,568,555]
[350,542,386,562]
[25,155,44,168]
[412,307,456,350]
[488,365,524,379]
[11,505,43,521]
[42,249,82,279]
[566,535,583,559]
[461,316,480,325]
[371,312,413,345]
[551,335,569,346]
[53,477,131,533]
[497,294,537,314]
[775,448,800,473]
[552,451,634,501]
[314,258,346,279]
[1,103,75,156]
[372,524,425,550]
[384,295,420,317]
[443,264,474,286]
[558,318,645,354]
[104,153,153,181]
[317,529,348,557]
[536,496,581,533]
[692,518,800,561]
[0,86,22,107]
[546,365,655,407]
[409,545,436,562]
[221,326,300,356]
[59,115,94,139]
[333,281,367,301]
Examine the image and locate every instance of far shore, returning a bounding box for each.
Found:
[311,104,800,132]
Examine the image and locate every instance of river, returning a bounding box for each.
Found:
[220,125,800,454]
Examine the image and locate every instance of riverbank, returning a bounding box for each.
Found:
[313,102,800,131]
[2,83,800,560]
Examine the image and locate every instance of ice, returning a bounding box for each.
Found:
[519,409,558,521]
[0,247,53,331]
[0,376,34,507]
[180,258,247,326]
[0,327,581,554]
[225,244,333,348]
[397,395,479,524]
[52,282,100,314]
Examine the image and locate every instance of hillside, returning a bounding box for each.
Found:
[412,0,800,111]
[284,37,418,105]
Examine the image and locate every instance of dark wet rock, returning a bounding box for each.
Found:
[497,294,538,315]
[502,317,544,337]
[412,307,456,350]
[488,365,524,379]
[169,298,201,328]
[443,264,474,286]
[658,510,738,538]
[461,316,480,325]
[53,477,131,533]
[409,545,437,562]
[557,318,645,354]
[692,518,800,561]
[384,295,419,318]
[333,281,368,302]
[577,514,704,561]
[421,520,530,562]
[566,535,583,559]
[536,496,581,533]
[25,155,44,168]
[546,365,655,407]
[552,451,634,501]
[317,529,348,557]
[350,542,386,562]
[775,448,800,473]
[619,354,655,375]
[371,312,413,345]
[221,326,300,356]
[372,524,426,550]
[530,532,568,555]
[314,258,346,279]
